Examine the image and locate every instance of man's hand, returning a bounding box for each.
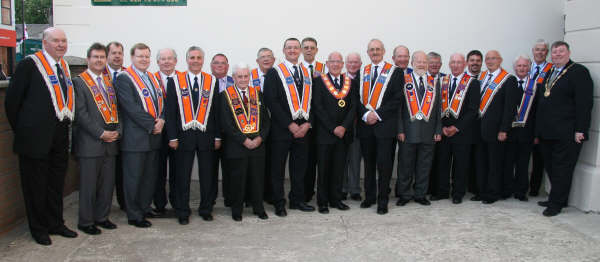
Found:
[397,133,405,142]
[169,140,179,150]
[534,138,540,145]
[366,112,378,125]
[215,139,222,150]
[288,122,300,135]
[100,131,119,142]
[434,134,442,142]
[498,131,507,142]
[243,138,255,149]
[333,126,346,139]
[153,118,165,134]
[445,126,458,137]
[575,132,585,144]
[252,136,263,148]
[294,123,311,138]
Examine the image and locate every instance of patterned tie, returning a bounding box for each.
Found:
[97,76,110,103]
[309,64,314,78]
[192,76,200,110]
[241,90,249,112]
[371,65,379,89]
[533,66,540,79]
[293,65,303,99]
[482,74,493,94]
[450,77,457,97]
[55,63,68,95]
[334,77,341,90]
[142,74,157,103]
[418,76,425,102]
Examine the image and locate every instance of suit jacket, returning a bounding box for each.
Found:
[72,76,121,158]
[397,75,442,144]
[480,74,520,142]
[165,74,220,151]
[263,66,313,141]
[114,71,164,152]
[5,57,68,157]
[219,89,270,158]
[442,77,480,144]
[507,79,540,143]
[312,73,358,145]
[535,60,593,141]
[356,66,404,139]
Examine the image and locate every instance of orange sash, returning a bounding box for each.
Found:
[360,62,395,111]
[153,72,169,95]
[320,73,351,100]
[478,69,509,116]
[403,73,436,121]
[224,85,260,134]
[251,68,262,92]
[174,71,216,131]
[513,63,553,127]
[123,66,163,119]
[30,51,75,121]
[315,61,325,74]
[441,73,473,118]
[274,63,312,120]
[79,71,118,124]
[103,66,125,83]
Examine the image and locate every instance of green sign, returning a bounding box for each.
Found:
[92,0,186,6]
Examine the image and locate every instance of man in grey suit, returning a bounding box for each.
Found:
[73,43,120,235]
[115,43,165,228]
[396,51,442,206]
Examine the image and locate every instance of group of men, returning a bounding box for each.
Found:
[5,27,593,246]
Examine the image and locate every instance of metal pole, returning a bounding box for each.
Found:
[21,0,25,55]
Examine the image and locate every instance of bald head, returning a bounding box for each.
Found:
[449,53,466,76]
[411,51,428,75]
[345,52,362,75]
[326,51,344,76]
[392,45,410,69]
[42,27,68,60]
[485,50,503,72]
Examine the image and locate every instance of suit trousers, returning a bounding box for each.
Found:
[436,139,471,199]
[540,139,582,209]
[428,144,440,196]
[122,150,159,221]
[394,141,403,197]
[343,138,362,195]
[530,144,545,195]
[228,156,265,216]
[18,122,69,237]
[399,143,434,200]
[317,141,347,207]
[475,141,505,201]
[78,156,115,226]
[360,136,394,206]
[175,149,214,218]
[504,142,533,198]
[114,154,126,210]
[270,137,309,207]
[304,129,318,202]
[153,142,176,210]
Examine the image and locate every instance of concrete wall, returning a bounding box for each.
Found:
[564,0,600,212]
[54,0,564,75]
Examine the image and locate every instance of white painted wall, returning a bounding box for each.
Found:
[564,0,600,212]
[54,0,564,75]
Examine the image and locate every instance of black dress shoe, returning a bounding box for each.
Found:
[95,220,117,230]
[360,201,373,208]
[232,215,242,221]
[482,199,497,204]
[414,198,431,206]
[452,198,463,204]
[254,212,268,220]
[144,210,160,218]
[33,234,51,246]
[515,195,529,202]
[318,206,329,214]
[376,206,388,215]
[538,200,550,207]
[470,195,482,201]
[340,193,348,200]
[275,207,287,217]
[350,194,362,201]
[200,214,214,221]
[543,207,561,217]
[289,202,315,212]
[153,207,167,215]
[396,198,410,206]
[178,217,189,225]
[78,225,101,235]
[429,195,449,201]
[332,202,350,211]
[49,226,78,238]
[128,219,152,228]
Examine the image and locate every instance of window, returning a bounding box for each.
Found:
[1,0,11,26]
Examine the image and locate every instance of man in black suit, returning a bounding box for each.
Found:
[342,52,363,202]
[312,51,356,214]
[466,50,483,200]
[263,38,316,217]
[536,41,593,217]
[474,50,519,204]
[219,63,270,221]
[356,39,403,214]
[430,53,479,204]
[391,45,411,199]
[5,27,78,245]
[396,51,442,206]
[115,43,165,228]
[166,46,220,225]
[425,51,445,197]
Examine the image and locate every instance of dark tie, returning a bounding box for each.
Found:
[293,65,303,99]
[533,66,540,79]
[518,80,524,91]
[371,65,379,89]
[334,78,341,90]
[97,76,109,102]
[241,90,249,112]
[450,77,457,97]
[192,76,199,109]
[309,64,314,78]
[418,76,425,101]
[113,71,118,84]
[166,76,175,94]
[55,63,68,95]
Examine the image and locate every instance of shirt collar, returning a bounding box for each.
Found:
[532,61,546,69]
[132,65,147,77]
[328,72,341,82]
[487,68,501,77]
[160,71,176,79]
[284,59,300,70]
[86,69,101,81]
[42,49,59,66]
[371,60,385,68]
[451,72,465,83]
[187,71,202,79]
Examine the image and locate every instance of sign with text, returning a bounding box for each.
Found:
[92,0,186,6]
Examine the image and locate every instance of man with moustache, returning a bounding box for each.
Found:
[6,27,78,245]
[357,39,403,214]
[396,51,442,206]
[430,53,479,204]
[474,50,519,204]
[301,37,326,77]
[467,50,483,79]
[73,43,120,235]
[343,52,363,202]
[536,41,593,217]
[426,51,445,197]
[391,45,411,198]
[466,49,484,200]
[166,46,221,224]
[312,51,356,214]
[263,38,316,217]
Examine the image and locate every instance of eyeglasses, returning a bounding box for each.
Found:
[327,60,343,64]
[134,55,150,59]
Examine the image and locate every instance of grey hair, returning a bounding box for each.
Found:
[427,51,442,60]
[42,27,63,40]
[411,50,426,61]
[392,45,409,56]
[232,62,250,76]
[186,46,205,59]
[345,52,362,62]
[513,54,532,68]
[257,47,273,58]
[532,39,549,50]
[156,48,177,62]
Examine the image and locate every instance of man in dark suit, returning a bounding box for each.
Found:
[219,63,270,221]
[396,51,442,206]
[431,53,480,204]
[425,51,445,197]
[73,43,120,235]
[391,45,412,199]
[165,46,221,225]
[536,41,593,217]
[466,50,483,200]
[474,50,519,204]
[312,51,356,214]
[5,27,78,245]
[342,52,363,202]
[357,39,403,214]
[115,43,165,228]
[263,38,316,217]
